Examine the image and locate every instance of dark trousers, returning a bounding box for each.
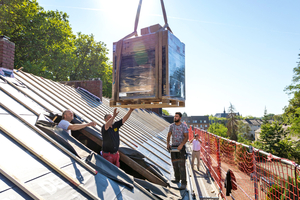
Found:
[171,146,187,185]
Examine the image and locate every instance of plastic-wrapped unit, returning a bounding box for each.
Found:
[111,25,185,107]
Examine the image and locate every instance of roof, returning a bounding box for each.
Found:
[182,116,209,121]
[243,119,274,126]
[215,112,240,118]
[243,119,263,126]
[0,70,189,199]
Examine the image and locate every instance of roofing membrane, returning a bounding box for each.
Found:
[0,70,190,199]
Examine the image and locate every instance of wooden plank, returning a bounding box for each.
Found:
[155,32,159,99]
[14,72,172,174]
[119,151,168,187]
[0,164,44,200]
[165,31,170,97]
[0,85,98,176]
[158,31,163,99]
[115,40,123,101]
[110,99,185,109]
[23,72,170,163]
[0,122,100,200]
[39,77,172,163]
[15,71,138,149]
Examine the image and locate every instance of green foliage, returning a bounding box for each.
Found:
[283,53,300,135]
[207,123,228,138]
[209,115,227,125]
[72,32,112,97]
[281,176,300,200]
[227,103,238,141]
[243,115,261,120]
[0,0,113,97]
[237,120,253,141]
[266,184,284,200]
[259,122,294,159]
[162,109,170,116]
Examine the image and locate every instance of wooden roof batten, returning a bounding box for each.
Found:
[10,70,171,186]
[16,71,171,173]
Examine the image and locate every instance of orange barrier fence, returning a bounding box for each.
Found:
[193,127,300,200]
[188,126,194,141]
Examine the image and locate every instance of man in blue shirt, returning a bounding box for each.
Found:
[101,108,134,167]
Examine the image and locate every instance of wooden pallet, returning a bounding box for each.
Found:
[110,99,185,108]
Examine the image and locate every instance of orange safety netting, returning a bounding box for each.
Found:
[194,128,300,200]
[188,126,194,141]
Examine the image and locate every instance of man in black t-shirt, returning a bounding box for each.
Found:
[101,108,134,167]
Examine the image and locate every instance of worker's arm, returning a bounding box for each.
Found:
[105,108,119,130]
[68,121,96,131]
[167,131,172,149]
[177,132,188,151]
[122,108,134,124]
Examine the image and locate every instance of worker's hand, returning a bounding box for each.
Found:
[89,121,97,127]
[129,108,134,112]
[177,144,183,151]
[113,108,119,118]
[167,143,170,150]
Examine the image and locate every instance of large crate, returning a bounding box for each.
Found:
[110,25,185,108]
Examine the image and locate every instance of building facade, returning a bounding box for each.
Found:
[164,115,209,130]
[215,108,240,118]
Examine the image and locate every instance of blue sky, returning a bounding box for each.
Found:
[38,0,300,117]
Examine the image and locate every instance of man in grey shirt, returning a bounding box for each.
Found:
[58,110,96,136]
[167,112,188,189]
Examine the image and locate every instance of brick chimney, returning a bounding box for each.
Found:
[61,79,103,102]
[0,36,15,70]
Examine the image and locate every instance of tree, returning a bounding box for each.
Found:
[0,0,113,97]
[283,53,300,136]
[207,123,228,138]
[226,103,238,141]
[162,109,169,116]
[72,32,112,97]
[258,122,291,158]
[209,115,227,125]
[0,0,75,80]
[237,120,253,141]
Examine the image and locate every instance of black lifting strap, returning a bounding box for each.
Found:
[121,0,172,41]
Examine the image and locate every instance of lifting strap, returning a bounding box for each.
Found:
[121,0,172,40]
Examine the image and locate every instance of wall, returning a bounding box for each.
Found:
[0,36,15,70]
[61,80,102,101]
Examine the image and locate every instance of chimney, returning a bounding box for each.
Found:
[61,79,103,102]
[0,36,15,77]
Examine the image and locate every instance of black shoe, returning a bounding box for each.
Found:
[171,179,180,183]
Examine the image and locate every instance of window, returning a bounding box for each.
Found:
[200,125,203,127]
[200,120,202,123]
[204,120,206,123]
[205,125,207,127]
[193,120,197,123]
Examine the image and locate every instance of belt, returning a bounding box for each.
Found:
[103,151,118,155]
[193,150,200,152]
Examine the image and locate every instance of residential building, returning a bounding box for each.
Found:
[214,108,240,118]
[163,115,209,130]
[255,124,300,142]
[242,119,263,140]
